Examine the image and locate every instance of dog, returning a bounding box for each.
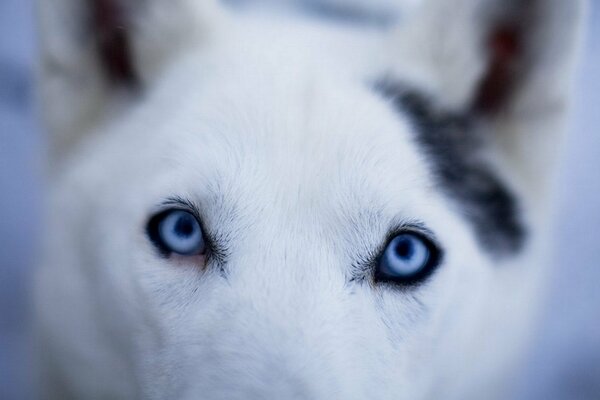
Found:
[35,0,585,398]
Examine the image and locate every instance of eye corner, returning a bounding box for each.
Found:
[145,210,173,257]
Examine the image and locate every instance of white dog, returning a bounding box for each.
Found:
[35,0,584,398]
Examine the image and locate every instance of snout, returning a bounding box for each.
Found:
[143,279,399,400]
[178,301,367,399]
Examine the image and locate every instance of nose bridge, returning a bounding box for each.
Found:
[181,221,392,400]
[229,218,342,312]
[232,192,336,280]
[193,273,351,399]
[207,231,354,388]
[228,244,332,325]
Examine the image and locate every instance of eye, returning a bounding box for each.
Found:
[147,209,206,256]
[375,231,441,285]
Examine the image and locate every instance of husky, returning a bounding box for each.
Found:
[35,0,584,399]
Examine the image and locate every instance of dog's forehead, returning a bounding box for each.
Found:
[161,56,435,215]
[68,19,520,258]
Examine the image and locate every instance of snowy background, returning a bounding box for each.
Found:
[0,1,598,399]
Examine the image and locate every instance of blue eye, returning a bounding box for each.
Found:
[375,232,441,284]
[147,209,205,256]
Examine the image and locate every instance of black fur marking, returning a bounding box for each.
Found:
[91,0,139,88]
[376,81,526,256]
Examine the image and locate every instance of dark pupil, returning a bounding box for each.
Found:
[174,215,195,237]
[395,238,414,260]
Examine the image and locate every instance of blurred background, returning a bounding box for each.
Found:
[0,1,598,399]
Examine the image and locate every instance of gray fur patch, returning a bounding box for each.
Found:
[376,81,526,256]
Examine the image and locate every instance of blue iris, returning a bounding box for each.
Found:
[154,210,205,256]
[376,232,439,283]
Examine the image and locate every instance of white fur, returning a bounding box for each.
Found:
[35,1,584,399]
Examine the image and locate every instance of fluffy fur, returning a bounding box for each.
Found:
[35,0,584,399]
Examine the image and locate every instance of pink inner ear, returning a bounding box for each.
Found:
[91,0,139,88]
[491,27,521,63]
[472,25,523,114]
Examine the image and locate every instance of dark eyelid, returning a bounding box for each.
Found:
[149,196,227,266]
[146,197,204,258]
[352,220,444,285]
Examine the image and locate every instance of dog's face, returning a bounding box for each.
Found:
[37,1,584,399]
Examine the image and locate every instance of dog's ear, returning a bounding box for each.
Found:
[39,0,223,155]
[385,0,585,198]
